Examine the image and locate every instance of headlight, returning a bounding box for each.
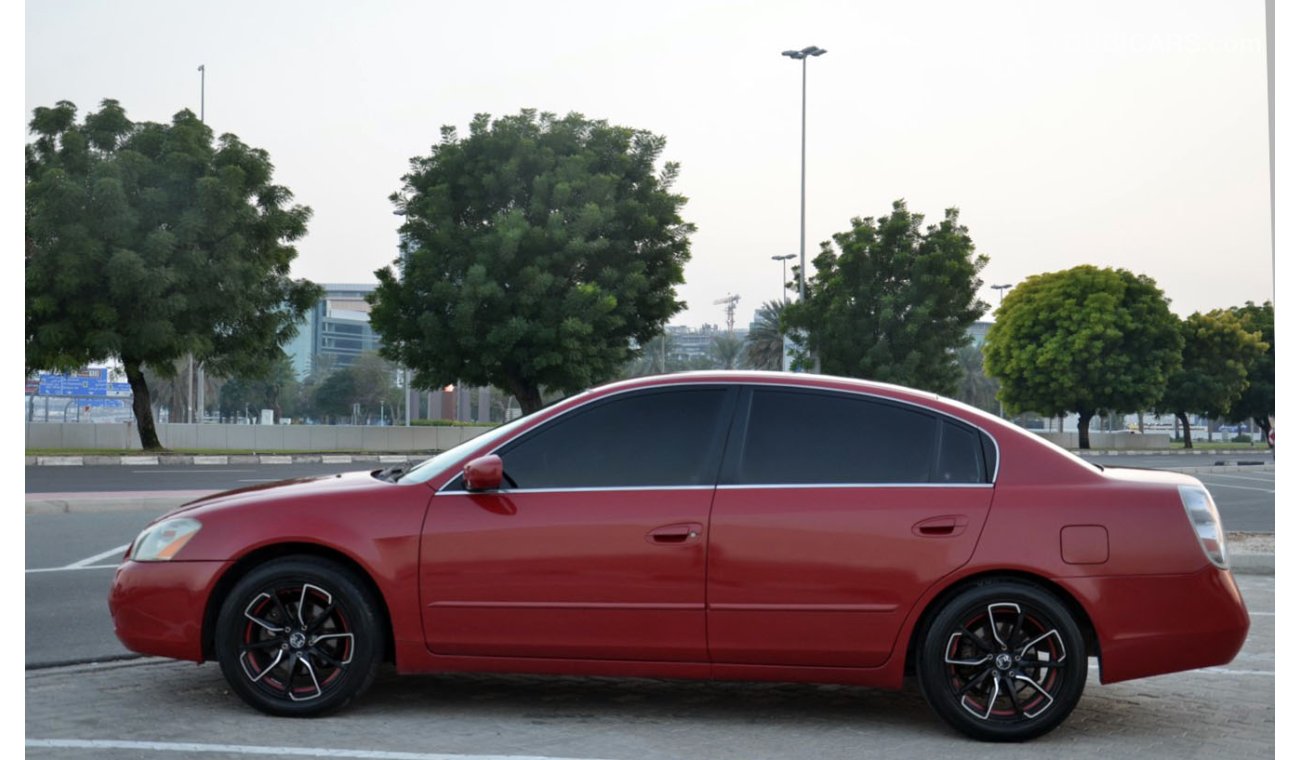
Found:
[1179,485,1228,569]
[130,517,202,561]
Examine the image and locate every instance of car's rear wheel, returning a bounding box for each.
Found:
[916,580,1087,741]
[215,556,381,716]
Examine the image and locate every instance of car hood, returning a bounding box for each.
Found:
[162,469,385,518]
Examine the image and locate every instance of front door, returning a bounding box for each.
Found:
[421,386,735,662]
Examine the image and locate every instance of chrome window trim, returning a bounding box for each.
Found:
[715,482,994,490]
[436,485,716,497]
[434,379,1003,492]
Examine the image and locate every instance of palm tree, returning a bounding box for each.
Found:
[955,344,1000,413]
[710,333,745,370]
[744,300,786,370]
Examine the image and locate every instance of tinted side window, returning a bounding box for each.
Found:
[500,389,728,489]
[937,421,983,483]
[738,390,937,485]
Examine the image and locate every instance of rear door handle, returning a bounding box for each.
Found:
[647,523,703,544]
[912,515,968,537]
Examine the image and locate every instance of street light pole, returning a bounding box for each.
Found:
[782,46,826,303]
[189,64,208,425]
[771,253,796,304]
[992,283,1012,308]
[393,208,413,426]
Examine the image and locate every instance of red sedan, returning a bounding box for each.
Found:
[109,372,1248,741]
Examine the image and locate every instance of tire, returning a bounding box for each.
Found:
[916,580,1087,741]
[215,556,382,717]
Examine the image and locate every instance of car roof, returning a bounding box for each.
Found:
[587,371,945,406]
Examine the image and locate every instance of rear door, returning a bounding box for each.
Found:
[706,387,994,667]
[421,386,736,662]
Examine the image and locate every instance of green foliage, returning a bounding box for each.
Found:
[304,353,402,422]
[955,344,1000,414]
[1156,310,1266,448]
[744,300,787,371]
[1226,301,1274,440]
[217,355,301,422]
[982,265,1182,448]
[368,109,694,414]
[782,200,989,395]
[25,99,321,448]
[710,333,745,370]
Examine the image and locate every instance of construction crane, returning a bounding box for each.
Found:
[713,294,741,333]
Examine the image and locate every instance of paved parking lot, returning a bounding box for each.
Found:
[25,575,1273,760]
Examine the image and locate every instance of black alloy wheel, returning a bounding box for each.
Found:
[215,556,382,716]
[916,580,1087,741]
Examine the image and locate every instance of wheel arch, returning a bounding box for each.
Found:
[201,542,396,665]
[902,569,1100,676]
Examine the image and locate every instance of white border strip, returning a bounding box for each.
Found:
[66,544,130,568]
[25,739,612,760]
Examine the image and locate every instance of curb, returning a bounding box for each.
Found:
[1162,464,1276,474]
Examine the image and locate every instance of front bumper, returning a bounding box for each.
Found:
[1061,564,1250,683]
[108,559,231,662]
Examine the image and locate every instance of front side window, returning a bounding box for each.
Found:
[498,388,729,489]
[736,389,940,485]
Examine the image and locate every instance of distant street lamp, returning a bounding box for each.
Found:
[771,254,796,304]
[992,283,1012,306]
[781,45,827,303]
[393,208,412,426]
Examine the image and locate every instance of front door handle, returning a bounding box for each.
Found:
[647,523,704,545]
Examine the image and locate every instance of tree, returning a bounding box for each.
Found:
[1226,301,1274,446]
[368,109,694,415]
[954,344,1000,414]
[217,355,301,423]
[709,333,745,370]
[782,201,988,395]
[313,370,359,422]
[744,300,787,370]
[1156,311,1266,449]
[25,99,321,449]
[983,266,1182,449]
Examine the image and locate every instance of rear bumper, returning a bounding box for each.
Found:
[108,559,230,662]
[1060,565,1250,683]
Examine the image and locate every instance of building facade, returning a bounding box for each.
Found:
[286,284,384,379]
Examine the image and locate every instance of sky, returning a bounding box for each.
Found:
[23,0,1273,328]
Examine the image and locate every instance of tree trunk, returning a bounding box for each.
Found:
[506,377,545,416]
[1254,415,1272,448]
[1177,411,1194,449]
[1076,410,1094,450]
[123,358,164,450]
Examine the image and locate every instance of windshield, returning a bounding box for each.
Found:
[396,412,538,485]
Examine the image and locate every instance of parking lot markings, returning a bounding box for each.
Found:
[25,739,615,760]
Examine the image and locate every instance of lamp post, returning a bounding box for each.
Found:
[189,64,208,425]
[392,208,413,426]
[781,46,827,303]
[771,254,796,304]
[992,283,1012,306]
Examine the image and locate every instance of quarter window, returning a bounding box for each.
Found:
[499,388,729,489]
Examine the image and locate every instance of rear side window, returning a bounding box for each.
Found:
[499,388,729,489]
[736,389,938,485]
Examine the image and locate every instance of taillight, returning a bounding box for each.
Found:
[1179,484,1228,569]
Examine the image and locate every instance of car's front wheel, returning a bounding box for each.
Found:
[916,580,1087,741]
[214,556,382,716]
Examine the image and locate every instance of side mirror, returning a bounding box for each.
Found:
[464,455,504,491]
